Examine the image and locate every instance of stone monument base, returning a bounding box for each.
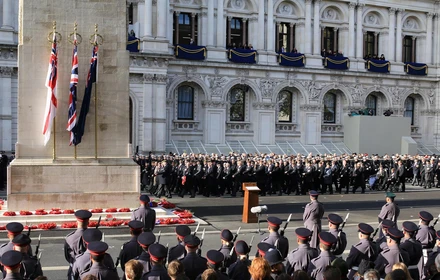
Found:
[7,159,140,211]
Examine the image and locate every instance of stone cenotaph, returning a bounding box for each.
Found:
[7,0,139,211]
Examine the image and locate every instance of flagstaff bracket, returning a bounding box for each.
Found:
[89,24,104,46]
[68,22,82,45]
[47,21,62,43]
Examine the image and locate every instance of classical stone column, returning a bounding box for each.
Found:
[207,0,214,47]
[227,16,232,46]
[296,22,305,52]
[201,10,208,46]
[313,0,321,55]
[355,3,364,59]
[388,8,396,61]
[333,28,338,51]
[2,0,14,29]
[426,13,434,64]
[348,2,356,57]
[290,23,295,51]
[395,9,404,62]
[191,13,196,41]
[216,0,225,47]
[242,18,248,45]
[412,36,416,62]
[143,0,152,38]
[257,0,265,50]
[374,32,378,55]
[305,0,312,54]
[275,22,280,51]
[434,14,439,64]
[156,0,167,38]
[174,12,179,44]
[267,0,275,52]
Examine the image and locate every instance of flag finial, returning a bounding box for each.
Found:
[89,23,104,46]
[69,22,82,45]
[48,21,62,43]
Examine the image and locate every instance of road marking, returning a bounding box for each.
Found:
[42,265,69,271]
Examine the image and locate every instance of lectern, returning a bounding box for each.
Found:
[242,182,260,223]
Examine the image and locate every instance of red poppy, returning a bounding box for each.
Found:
[19,211,33,216]
[3,211,16,216]
[118,208,131,212]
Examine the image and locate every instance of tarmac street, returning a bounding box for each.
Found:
[5,185,440,280]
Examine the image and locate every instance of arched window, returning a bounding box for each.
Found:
[404,97,415,125]
[177,86,194,120]
[323,93,336,123]
[229,87,246,121]
[365,95,377,116]
[277,91,292,122]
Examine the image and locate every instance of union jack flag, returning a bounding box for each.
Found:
[73,44,98,146]
[42,33,58,146]
[67,42,78,145]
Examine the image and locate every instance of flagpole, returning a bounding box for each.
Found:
[53,117,56,160]
[93,24,99,160]
[69,23,81,160]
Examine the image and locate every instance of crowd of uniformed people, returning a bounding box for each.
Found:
[0,192,438,280]
[134,152,440,199]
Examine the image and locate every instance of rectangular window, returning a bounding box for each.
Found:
[364,32,377,58]
[173,13,198,45]
[277,23,293,53]
[403,36,415,63]
[323,93,336,124]
[227,18,248,48]
[177,86,194,120]
[322,27,338,55]
[277,91,293,122]
[230,88,245,121]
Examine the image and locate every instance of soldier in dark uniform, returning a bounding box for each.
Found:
[260,217,289,258]
[72,229,114,280]
[265,249,286,279]
[396,160,406,192]
[255,159,267,196]
[425,231,440,278]
[417,211,437,279]
[412,159,421,186]
[256,242,275,258]
[222,162,233,196]
[64,210,92,280]
[374,227,410,278]
[307,232,337,280]
[180,161,194,198]
[1,251,23,280]
[302,161,314,195]
[352,162,365,194]
[346,223,377,280]
[142,243,170,280]
[303,191,325,249]
[131,194,156,232]
[340,160,351,194]
[327,214,347,258]
[218,229,236,270]
[0,223,31,260]
[400,221,423,279]
[286,228,319,275]
[375,219,395,253]
[196,250,229,280]
[378,192,399,237]
[232,160,245,197]
[228,240,251,280]
[181,235,207,280]
[168,225,191,263]
[156,160,172,198]
[11,234,43,280]
[80,241,119,280]
[134,231,156,275]
[118,221,144,273]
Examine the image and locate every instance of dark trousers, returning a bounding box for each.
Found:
[412,174,420,185]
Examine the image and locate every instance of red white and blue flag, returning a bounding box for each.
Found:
[42,33,58,146]
[73,44,98,146]
[67,42,78,145]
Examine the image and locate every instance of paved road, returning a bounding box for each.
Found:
[4,185,440,280]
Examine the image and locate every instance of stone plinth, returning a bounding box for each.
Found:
[10,0,139,210]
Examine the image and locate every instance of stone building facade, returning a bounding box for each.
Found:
[2,0,440,154]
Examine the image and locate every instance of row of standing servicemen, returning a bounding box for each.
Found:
[134,156,440,198]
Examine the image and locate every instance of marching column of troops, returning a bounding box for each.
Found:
[134,153,440,199]
[0,192,439,279]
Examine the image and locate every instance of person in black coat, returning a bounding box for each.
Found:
[232,160,245,197]
[222,162,233,195]
[181,236,207,280]
[352,162,365,194]
[271,161,283,196]
[228,240,251,280]
[396,160,406,192]
[254,159,267,196]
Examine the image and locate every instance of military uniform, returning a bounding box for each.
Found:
[196,250,229,280]
[118,221,144,272]
[374,228,410,278]
[218,229,236,270]
[307,232,337,280]
[9,234,43,280]
[228,241,251,280]
[425,231,440,278]
[327,214,347,257]
[0,223,32,264]
[416,211,437,279]
[303,191,325,248]
[375,219,394,254]
[142,243,171,280]
[346,223,377,280]
[286,228,319,275]
[168,225,191,263]
[265,248,286,279]
[134,231,156,275]
[400,221,423,280]
[181,236,207,280]
[260,217,289,258]
[2,251,23,280]
[131,194,156,231]
[378,192,400,238]
[79,241,119,280]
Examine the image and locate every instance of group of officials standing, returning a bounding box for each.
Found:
[134,152,440,198]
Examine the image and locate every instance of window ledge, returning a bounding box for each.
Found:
[173,119,199,123]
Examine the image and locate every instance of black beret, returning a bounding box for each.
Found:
[387,227,404,241]
[319,232,337,246]
[6,222,23,234]
[184,235,200,247]
[234,240,249,255]
[75,210,92,221]
[358,223,374,235]
[402,221,418,233]
[138,232,156,247]
[148,243,167,261]
[267,217,282,227]
[328,214,343,225]
[175,225,191,238]
[82,229,103,244]
[257,242,274,256]
[128,220,144,230]
[419,211,434,222]
[264,249,284,266]
[140,194,150,203]
[382,219,395,229]
[221,229,233,242]
[294,228,311,240]
[1,251,22,268]
[207,250,224,265]
[88,241,108,256]
[12,234,31,247]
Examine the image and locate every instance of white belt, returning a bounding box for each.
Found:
[408,265,418,270]
[351,266,359,271]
